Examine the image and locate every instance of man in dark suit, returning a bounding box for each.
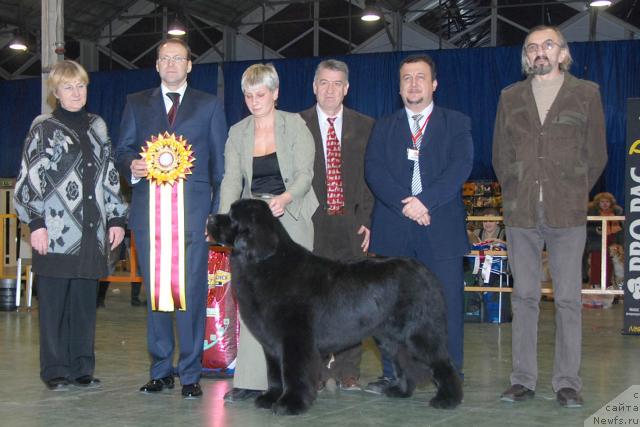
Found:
[115,38,227,399]
[364,54,473,393]
[300,59,374,391]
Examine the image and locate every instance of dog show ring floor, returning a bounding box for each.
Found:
[0,283,637,427]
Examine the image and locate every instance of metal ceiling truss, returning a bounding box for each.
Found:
[0,0,638,79]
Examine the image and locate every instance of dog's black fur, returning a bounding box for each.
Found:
[208,199,462,415]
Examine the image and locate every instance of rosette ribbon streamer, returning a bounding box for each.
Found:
[141,132,194,311]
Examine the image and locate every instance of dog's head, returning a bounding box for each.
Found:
[207,199,280,261]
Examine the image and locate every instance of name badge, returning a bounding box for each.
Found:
[407,148,419,161]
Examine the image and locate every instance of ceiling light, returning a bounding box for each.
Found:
[361,6,382,22]
[9,34,27,51]
[167,18,186,36]
[589,0,611,6]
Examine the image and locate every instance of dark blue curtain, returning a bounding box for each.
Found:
[0,77,41,179]
[223,40,639,205]
[0,63,218,178]
[2,41,638,204]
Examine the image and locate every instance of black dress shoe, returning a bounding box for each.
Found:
[74,375,101,388]
[131,297,145,306]
[46,377,70,391]
[223,387,262,402]
[182,383,203,399]
[139,376,174,393]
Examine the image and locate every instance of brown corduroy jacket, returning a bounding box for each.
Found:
[492,73,608,228]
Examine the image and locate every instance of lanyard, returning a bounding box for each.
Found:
[411,112,432,148]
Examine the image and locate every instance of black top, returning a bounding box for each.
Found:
[251,152,285,196]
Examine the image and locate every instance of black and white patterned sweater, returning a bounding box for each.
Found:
[14,108,128,279]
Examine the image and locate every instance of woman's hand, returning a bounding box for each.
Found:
[109,226,126,250]
[31,228,49,255]
[268,192,293,217]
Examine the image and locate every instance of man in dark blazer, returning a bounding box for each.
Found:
[115,38,227,399]
[300,59,374,391]
[364,54,473,392]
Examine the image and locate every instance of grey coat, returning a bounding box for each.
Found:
[218,110,318,249]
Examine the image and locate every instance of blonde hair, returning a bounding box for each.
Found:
[47,60,89,97]
[241,63,279,93]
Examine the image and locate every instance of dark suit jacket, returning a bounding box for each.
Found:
[300,106,374,259]
[115,86,227,232]
[365,106,473,259]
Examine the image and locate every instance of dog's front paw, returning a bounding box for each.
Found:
[272,393,311,416]
[429,394,461,409]
[254,391,279,409]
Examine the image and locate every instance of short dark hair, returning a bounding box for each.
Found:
[157,37,191,59]
[399,54,437,81]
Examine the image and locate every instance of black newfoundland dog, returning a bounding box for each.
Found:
[208,199,462,415]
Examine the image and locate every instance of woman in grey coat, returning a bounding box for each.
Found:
[218,63,318,402]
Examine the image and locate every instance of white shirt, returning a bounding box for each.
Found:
[316,104,344,167]
[405,102,434,145]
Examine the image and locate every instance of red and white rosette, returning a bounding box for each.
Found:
[141,132,194,312]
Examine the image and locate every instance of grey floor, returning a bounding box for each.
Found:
[0,284,637,427]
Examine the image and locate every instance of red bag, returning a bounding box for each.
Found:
[202,249,238,376]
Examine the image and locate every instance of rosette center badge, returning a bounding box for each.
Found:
[142,132,195,185]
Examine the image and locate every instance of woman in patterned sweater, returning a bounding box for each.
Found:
[13,60,128,391]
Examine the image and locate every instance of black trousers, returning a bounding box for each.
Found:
[37,275,97,382]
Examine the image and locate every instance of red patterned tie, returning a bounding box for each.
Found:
[167,92,180,126]
[326,117,344,215]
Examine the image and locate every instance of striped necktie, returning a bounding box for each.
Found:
[411,113,423,195]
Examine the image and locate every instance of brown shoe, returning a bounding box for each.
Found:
[500,384,534,402]
[339,376,362,391]
[556,387,583,408]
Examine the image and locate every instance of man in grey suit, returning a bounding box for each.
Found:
[300,59,374,391]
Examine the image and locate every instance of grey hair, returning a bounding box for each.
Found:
[314,59,349,84]
[241,63,279,93]
[521,25,573,75]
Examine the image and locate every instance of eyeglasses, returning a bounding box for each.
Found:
[525,39,562,54]
[158,55,188,64]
